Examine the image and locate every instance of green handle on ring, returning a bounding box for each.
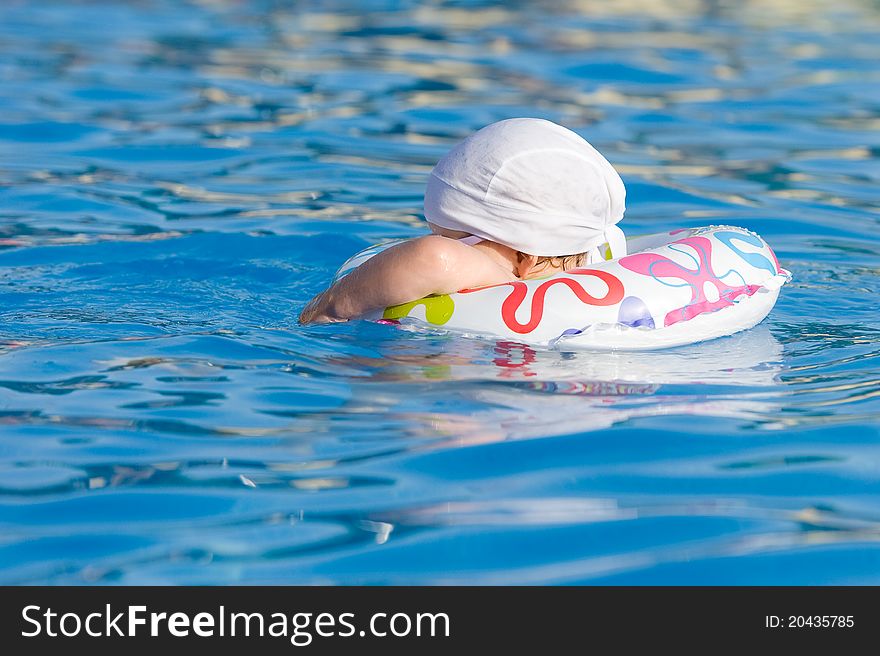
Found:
[383,295,455,325]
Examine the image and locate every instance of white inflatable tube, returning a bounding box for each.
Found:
[334,225,791,350]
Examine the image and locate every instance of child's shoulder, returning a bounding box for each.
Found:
[397,234,512,283]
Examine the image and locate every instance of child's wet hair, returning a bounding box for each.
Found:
[517,251,589,273]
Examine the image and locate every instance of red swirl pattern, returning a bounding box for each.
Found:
[461,270,624,334]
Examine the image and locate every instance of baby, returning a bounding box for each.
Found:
[300,118,626,324]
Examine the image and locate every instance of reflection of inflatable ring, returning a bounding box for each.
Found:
[334,225,791,350]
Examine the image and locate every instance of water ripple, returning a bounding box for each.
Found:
[0,0,878,584]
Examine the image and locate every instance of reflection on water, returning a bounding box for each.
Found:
[0,0,878,584]
[321,325,785,443]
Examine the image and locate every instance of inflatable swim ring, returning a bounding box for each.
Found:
[334,225,791,350]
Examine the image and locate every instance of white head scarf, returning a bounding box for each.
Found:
[424,118,626,259]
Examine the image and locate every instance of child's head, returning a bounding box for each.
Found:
[424,118,626,267]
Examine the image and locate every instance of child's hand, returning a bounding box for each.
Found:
[299,290,343,324]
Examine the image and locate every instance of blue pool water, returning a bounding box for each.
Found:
[0,0,878,584]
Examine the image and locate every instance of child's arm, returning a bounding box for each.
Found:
[299,235,508,324]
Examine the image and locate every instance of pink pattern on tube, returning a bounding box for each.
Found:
[618,236,760,327]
